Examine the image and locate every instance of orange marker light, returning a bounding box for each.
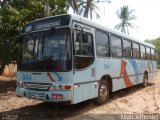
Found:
[64,85,72,90]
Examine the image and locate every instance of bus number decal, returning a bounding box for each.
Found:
[104,64,110,69]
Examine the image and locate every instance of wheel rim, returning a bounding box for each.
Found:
[99,84,108,101]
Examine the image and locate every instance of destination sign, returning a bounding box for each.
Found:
[22,15,70,33]
[35,20,61,30]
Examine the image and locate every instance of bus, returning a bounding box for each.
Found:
[16,14,157,105]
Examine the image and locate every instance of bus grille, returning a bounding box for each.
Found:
[24,82,52,91]
[26,91,46,100]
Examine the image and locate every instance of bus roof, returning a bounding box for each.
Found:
[70,14,155,49]
[25,14,155,48]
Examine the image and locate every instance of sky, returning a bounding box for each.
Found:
[70,0,160,41]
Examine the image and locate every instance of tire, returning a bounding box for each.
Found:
[143,73,148,87]
[94,80,110,105]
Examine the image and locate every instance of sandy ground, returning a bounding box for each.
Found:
[0,70,160,120]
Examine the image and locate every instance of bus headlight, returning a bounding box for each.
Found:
[49,85,57,91]
[17,81,26,88]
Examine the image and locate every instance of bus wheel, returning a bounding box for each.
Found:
[95,80,109,105]
[143,73,148,87]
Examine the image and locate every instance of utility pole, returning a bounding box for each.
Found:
[44,0,50,17]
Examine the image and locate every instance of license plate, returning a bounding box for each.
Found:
[51,94,63,99]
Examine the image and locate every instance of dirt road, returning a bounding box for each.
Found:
[0,71,160,120]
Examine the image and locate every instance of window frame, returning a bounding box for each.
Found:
[122,39,132,59]
[146,47,151,60]
[110,34,123,58]
[140,45,146,60]
[73,29,95,70]
[132,42,141,59]
[95,30,110,57]
[74,30,94,57]
[151,48,156,60]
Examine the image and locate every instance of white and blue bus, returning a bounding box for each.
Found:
[16,14,157,104]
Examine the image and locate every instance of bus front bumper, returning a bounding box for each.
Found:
[16,87,72,103]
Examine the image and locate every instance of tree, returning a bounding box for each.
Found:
[67,0,111,20]
[0,1,45,64]
[49,0,66,16]
[77,0,100,20]
[145,38,160,67]
[114,5,136,35]
[66,0,79,14]
[44,0,50,17]
[0,0,66,73]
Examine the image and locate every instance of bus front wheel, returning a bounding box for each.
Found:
[143,73,148,87]
[95,80,109,105]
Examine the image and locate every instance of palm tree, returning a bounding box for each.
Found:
[114,5,137,35]
[78,0,100,20]
[66,0,80,14]
[67,0,111,20]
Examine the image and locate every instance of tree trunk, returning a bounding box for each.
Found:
[45,0,50,17]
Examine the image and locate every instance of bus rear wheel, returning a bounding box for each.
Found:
[95,80,109,105]
[143,73,148,87]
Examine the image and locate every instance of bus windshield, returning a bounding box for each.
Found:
[19,27,72,72]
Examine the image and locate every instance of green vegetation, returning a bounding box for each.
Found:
[145,38,160,67]
[0,0,66,73]
[115,5,137,35]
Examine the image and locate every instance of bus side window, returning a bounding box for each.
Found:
[73,30,94,69]
[132,42,140,59]
[110,35,122,58]
[151,49,155,60]
[74,30,93,56]
[123,39,132,58]
[140,45,146,60]
[82,33,93,55]
[95,30,109,57]
[146,47,151,60]
[74,30,81,55]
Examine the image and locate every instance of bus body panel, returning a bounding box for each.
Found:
[73,82,98,104]
[95,58,157,92]
[72,21,98,104]
[16,71,74,102]
[17,71,73,84]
